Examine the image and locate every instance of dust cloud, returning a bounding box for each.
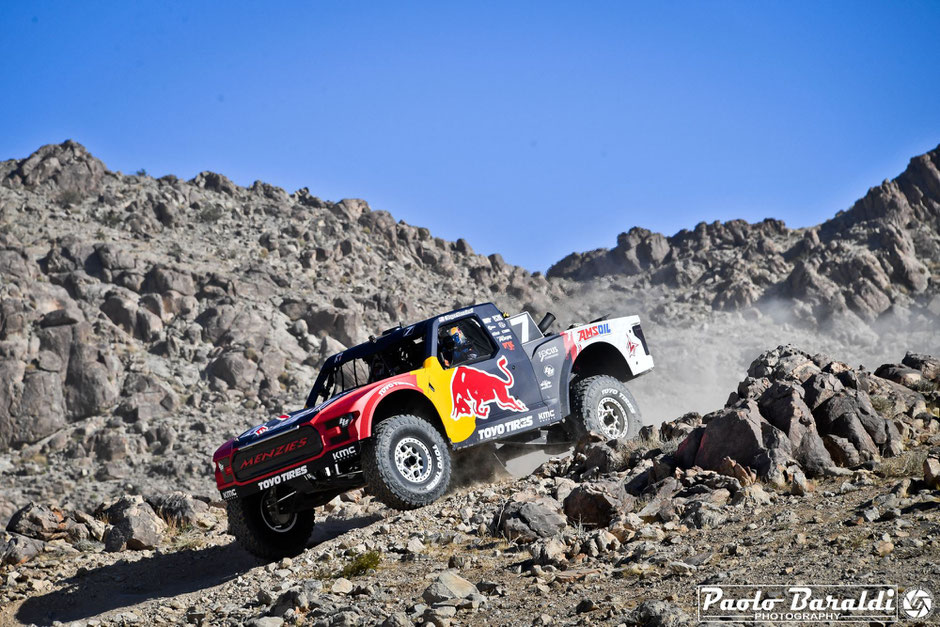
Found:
[543,287,939,427]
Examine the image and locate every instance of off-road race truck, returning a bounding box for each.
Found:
[213,303,654,558]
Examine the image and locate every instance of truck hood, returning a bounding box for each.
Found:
[234,389,356,447]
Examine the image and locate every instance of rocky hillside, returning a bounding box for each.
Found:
[0,141,569,520]
[1,347,938,626]
[549,146,940,425]
[1,140,940,525]
[549,145,940,328]
[1,137,939,624]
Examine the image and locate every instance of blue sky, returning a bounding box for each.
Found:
[2,2,939,271]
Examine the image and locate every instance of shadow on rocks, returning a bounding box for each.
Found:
[308,513,384,545]
[15,544,256,625]
[17,511,386,625]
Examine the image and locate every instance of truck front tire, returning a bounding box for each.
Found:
[362,414,452,510]
[569,375,642,441]
[227,488,315,560]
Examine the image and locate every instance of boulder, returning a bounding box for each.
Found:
[866,374,929,418]
[822,435,861,467]
[3,140,106,193]
[302,306,363,347]
[196,304,267,347]
[563,479,634,527]
[94,430,130,461]
[758,382,833,475]
[814,395,879,460]
[752,422,796,484]
[193,171,238,195]
[692,402,764,471]
[716,457,756,486]
[902,352,940,381]
[802,372,845,411]
[579,439,618,475]
[626,599,694,626]
[65,345,118,421]
[925,458,940,490]
[422,571,479,604]
[147,493,212,527]
[747,346,821,384]
[674,426,705,469]
[39,307,83,328]
[682,500,729,530]
[206,350,258,391]
[0,531,44,566]
[874,364,924,388]
[6,503,84,542]
[14,370,67,444]
[117,373,178,421]
[529,536,569,565]
[101,293,139,336]
[100,496,167,551]
[143,265,196,297]
[659,412,703,442]
[497,501,567,542]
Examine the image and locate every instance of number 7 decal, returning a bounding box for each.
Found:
[509,315,529,343]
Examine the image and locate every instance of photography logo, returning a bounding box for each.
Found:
[697,584,898,623]
[902,588,933,620]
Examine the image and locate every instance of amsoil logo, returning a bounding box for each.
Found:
[577,323,611,342]
[451,355,528,419]
[239,437,309,470]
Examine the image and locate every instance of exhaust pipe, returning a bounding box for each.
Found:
[537,312,556,334]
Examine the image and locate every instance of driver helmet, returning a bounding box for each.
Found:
[442,326,467,352]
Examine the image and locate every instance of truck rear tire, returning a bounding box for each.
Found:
[227,488,315,560]
[569,375,642,441]
[362,414,452,510]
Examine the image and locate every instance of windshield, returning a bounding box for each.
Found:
[307,331,427,407]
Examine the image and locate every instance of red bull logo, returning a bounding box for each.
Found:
[451,355,528,419]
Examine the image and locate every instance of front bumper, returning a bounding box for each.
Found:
[218,441,363,502]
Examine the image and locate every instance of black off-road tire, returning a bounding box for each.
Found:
[227,489,315,560]
[568,375,642,441]
[362,414,452,510]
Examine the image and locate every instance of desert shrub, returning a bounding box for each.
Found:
[878,448,928,478]
[57,188,84,207]
[95,209,124,228]
[909,380,937,393]
[197,205,224,223]
[870,396,893,416]
[340,551,381,578]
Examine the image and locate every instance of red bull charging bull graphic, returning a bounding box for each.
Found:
[450,355,528,420]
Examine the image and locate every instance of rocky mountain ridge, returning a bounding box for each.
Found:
[0,139,938,523]
[549,145,940,328]
[0,140,571,519]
